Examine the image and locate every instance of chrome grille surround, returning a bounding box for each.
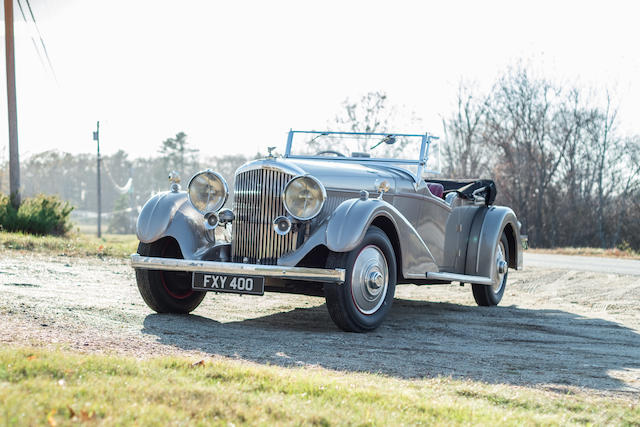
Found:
[232,167,297,264]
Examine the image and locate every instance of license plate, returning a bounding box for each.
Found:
[192,272,264,295]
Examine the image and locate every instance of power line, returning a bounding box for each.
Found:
[23,0,57,82]
[15,0,46,70]
[101,156,133,194]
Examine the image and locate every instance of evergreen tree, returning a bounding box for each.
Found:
[158,132,199,176]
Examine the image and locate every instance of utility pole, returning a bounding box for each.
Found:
[4,0,20,208]
[128,165,135,233]
[93,121,101,238]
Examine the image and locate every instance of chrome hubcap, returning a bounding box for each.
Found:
[494,240,507,293]
[351,245,389,315]
[498,260,507,274]
[368,271,384,289]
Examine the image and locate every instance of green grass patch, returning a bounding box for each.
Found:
[0,347,637,426]
[0,231,138,258]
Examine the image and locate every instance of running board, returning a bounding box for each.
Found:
[425,272,493,286]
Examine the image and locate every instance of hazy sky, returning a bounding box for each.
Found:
[1,0,638,160]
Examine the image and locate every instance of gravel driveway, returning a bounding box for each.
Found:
[1,250,639,396]
[525,252,640,276]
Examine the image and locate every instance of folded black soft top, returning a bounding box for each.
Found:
[426,179,497,206]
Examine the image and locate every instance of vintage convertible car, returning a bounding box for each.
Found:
[131,130,523,332]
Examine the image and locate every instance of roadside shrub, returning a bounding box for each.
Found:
[0,194,19,230]
[0,194,73,236]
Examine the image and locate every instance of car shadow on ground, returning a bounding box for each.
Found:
[141,298,640,393]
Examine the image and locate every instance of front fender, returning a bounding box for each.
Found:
[279,197,438,277]
[136,191,209,259]
[465,206,522,284]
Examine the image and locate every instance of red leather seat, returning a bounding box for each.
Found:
[427,182,444,199]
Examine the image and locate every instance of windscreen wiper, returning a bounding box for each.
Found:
[306,132,328,144]
[370,134,396,150]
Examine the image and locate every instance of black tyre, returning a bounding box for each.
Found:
[472,231,509,306]
[324,226,397,332]
[135,238,206,313]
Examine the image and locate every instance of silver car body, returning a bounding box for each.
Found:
[132,131,523,291]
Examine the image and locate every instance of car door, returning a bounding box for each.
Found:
[392,181,450,269]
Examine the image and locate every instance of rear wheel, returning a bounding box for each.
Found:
[324,226,397,332]
[472,231,509,306]
[135,238,205,313]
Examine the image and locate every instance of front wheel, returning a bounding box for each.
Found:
[472,231,509,306]
[135,238,206,313]
[324,226,397,332]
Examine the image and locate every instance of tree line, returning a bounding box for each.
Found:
[442,66,640,250]
[328,79,640,250]
[1,64,638,249]
[0,135,251,234]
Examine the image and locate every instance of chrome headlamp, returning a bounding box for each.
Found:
[282,175,326,221]
[187,170,229,214]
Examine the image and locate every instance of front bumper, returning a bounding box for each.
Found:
[130,254,346,284]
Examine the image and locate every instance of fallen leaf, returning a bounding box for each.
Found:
[78,411,95,421]
[27,354,37,361]
[191,360,205,367]
[47,409,57,426]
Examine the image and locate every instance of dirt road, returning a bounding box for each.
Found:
[1,250,639,396]
[525,252,640,276]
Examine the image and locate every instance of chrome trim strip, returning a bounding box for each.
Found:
[425,271,493,285]
[131,254,346,283]
[395,191,452,210]
[286,155,420,165]
[235,159,305,177]
[404,273,429,279]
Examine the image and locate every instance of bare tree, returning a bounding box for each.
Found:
[327,91,421,158]
[441,83,491,178]
[485,69,545,245]
[608,135,640,247]
[619,140,640,249]
[553,93,597,245]
[483,67,578,246]
[335,91,392,134]
[583,94,628,247]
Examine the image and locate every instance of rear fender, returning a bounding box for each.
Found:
[465,206,522,284]
[136,191,209,259]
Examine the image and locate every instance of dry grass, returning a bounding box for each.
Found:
[528,246,640,260]
[0,230,138,258]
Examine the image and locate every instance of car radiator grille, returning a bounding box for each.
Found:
[231,168,298,265]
